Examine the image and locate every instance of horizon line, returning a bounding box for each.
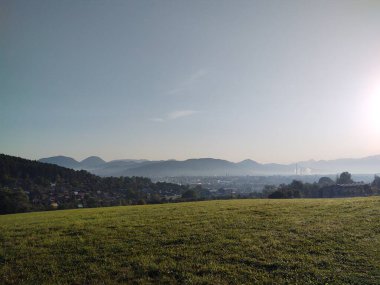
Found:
[5,152,380,166]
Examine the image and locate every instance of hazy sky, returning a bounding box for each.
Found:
[1,0,380,163]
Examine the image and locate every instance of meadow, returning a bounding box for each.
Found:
[1,197,379,284]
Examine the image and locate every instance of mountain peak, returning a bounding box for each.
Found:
[39,156,80,169]
[237,159,259,167]
[80,156,106,168]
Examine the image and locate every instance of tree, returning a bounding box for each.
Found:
[268,190,285,199]
[290,180,304,190]
[318,177,335,186]
[337,172,353,184]
[0,187,30,214]
[182,189,197,199]
[136,199,146,205]
[372,175,380,188]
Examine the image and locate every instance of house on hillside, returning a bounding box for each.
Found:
[164,194,181,200]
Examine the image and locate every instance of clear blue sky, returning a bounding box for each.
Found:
[1,0,380,163]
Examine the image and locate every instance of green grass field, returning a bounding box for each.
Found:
[1,198,379,284]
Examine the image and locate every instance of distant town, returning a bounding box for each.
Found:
[1,154,380,214]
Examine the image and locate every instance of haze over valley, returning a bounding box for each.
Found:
[39,154,380,178]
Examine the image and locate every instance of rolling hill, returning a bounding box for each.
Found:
[39,155,380,177]
[39,155,82,169]
[80,156,106,168]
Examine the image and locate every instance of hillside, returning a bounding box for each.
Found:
[80,156,106,168]
[39,155,82,169]
[0,198,379,284]
[124,158,242,177]
[0,154,190,214]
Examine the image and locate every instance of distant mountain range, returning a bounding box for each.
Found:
[38,155,380,177]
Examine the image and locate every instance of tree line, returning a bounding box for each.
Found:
[264,172,380,199]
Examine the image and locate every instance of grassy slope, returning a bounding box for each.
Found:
[0,198,379,284]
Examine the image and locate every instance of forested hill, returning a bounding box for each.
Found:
[1,154,97,186]
[0,154,190,214]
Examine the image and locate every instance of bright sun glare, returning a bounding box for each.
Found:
[362,80,380,134]
[369,87,380,129]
